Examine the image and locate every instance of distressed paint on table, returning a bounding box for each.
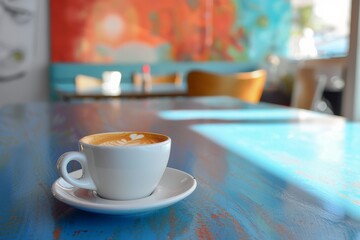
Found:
[1,96,360,239]
[160,108,360,218]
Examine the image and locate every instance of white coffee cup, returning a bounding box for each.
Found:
[57,132,171,200]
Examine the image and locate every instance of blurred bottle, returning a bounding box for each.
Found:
[142,64,152,92]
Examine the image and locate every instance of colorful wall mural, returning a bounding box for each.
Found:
[51,0,291,63]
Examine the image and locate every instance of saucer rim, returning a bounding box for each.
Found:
[51,167,197,214]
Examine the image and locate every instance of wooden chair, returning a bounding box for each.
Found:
[132,72,182,87]
[75,74,102,91]
[187,69,267,103]
[291,67,327,110]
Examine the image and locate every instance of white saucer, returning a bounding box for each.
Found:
[52,167,197,215]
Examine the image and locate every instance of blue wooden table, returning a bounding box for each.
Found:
[1,96,360,239]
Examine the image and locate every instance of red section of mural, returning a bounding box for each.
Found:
[51,1,92,62]
[51,0,244,63]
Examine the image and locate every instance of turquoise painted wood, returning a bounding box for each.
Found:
[49,62,256,100]
[1,96,360,239]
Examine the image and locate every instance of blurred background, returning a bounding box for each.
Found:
[0,0,352,114]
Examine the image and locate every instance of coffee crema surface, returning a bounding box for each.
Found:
[81,132,168,146]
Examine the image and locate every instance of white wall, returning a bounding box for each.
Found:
[0,0,49,108]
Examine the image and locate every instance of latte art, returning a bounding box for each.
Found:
[82,132,168,146]
[99,136,162,146]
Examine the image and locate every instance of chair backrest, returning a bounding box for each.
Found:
[132,73,182,87]
[75,74,102,91]
[187,69,267,103]
[291,67,327,110]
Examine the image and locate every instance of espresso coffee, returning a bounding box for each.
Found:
[81,132,168,146]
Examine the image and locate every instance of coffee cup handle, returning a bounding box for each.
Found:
[57,151,96,190]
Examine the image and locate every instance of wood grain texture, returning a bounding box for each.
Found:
[1,96,360,239]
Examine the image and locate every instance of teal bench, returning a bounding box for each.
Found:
[49,62,257,101]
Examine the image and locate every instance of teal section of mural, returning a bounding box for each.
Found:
[231,0,292,62]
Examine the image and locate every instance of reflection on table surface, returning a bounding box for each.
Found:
[1,96,360,239]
